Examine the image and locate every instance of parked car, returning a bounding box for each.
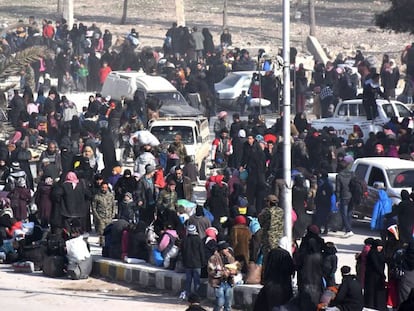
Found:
[214,71,262,108]
[350,157,414,219]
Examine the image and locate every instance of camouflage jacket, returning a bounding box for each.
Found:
[91,191,116,221]
[258,205,284,251]
[156,189,177,211]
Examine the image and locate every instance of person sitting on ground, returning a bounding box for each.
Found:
[324,265,364,311]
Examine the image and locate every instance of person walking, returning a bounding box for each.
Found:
[371,183,393,240]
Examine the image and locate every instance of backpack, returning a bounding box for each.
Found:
[349,175,367,206]
[161,232,180,257]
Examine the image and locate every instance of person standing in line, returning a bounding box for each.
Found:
[181,224,205,300]
[208,241,237,311]
[364,239,387,311]
[91,181,115,246]
[335,155,355,238]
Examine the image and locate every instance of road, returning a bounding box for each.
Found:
[0,264,213,311]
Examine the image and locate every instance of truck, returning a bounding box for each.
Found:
[310,99,413,141]
[148,116,211,179]
[101,71,203,123]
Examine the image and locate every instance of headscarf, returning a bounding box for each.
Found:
[65,171,79,189]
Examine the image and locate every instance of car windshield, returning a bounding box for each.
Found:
[150,126,194,144]
[395,103,412,118]
[219,74,241,87]
[148,92,187,106]
[387,169,414,188]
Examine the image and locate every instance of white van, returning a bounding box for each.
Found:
[101,71,202,120]
[148,116,211,179]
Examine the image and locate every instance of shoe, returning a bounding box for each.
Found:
[343,231,354,238]
[179,291,187,300]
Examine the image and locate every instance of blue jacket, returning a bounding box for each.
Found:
[371,189,393,230]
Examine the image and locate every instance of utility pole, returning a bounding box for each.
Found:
[309,0,316,36]
[57,0,64,14]
[223,0,228,30]
[121,0,128,25]
[175,0,185,26]
[282,0,292,254]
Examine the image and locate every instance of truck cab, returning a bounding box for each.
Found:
[148,117,211,179]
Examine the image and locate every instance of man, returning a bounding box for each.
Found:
[38,141,62,178]
[91,182,116,245]
[211,128,233,168]
[208,241,237,311]
[167,166,193,201]
[171,134,187,164]
[335,155,355,237]
[191,27,204,61]
[362,73,384,121]
[181,224,205,300]
[258,195,284,278]
[240,134,267,214]
[325,265,364,311]
[137,164,157,224]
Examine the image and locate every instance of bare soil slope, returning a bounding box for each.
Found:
[0,0,411,61]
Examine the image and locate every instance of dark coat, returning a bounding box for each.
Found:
[35,182,53,224]
[254,247,295,310]
[182,233,205,269]
[331,274,364,311]
[8,186,32,220]
[54,181,87,218]
[364,248,387,311]
[387,191,414,244]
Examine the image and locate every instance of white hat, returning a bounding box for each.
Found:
[187,224,197,235]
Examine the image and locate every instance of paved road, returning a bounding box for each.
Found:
[0,263,213,311]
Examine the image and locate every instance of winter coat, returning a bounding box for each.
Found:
[364,248,387,311]
[322,245,338,286]
[230,224,251,266]
[7,186,32,221]
[207,250,236,288]
[118,200,139,223]
[258,205,284,252]
[335,167,353,201]
[386,191,414,244]
[371,189,392,231]
[330,274,364,311]
[182,233,205,269]
[53,181,87,218]
[91,191,115,223]
[156,189,177,212]
[35,182,53,224]
[254,247,294,310]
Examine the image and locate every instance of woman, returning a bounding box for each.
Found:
[386,190,414,245]
[253,237,295,311]
[53,171,88,233]
[364,239,387,311]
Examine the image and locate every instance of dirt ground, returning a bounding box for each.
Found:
[0,0,412,63]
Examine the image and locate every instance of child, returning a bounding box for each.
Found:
[322,241,338,286]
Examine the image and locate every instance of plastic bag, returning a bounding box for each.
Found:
[66,236,90,262]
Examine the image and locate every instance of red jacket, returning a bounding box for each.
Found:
[99,66,112,84]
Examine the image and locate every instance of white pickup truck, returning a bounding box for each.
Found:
[310,99,413,141]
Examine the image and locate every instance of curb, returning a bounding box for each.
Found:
[92,256,261,308]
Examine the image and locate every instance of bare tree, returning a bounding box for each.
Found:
[308,0,316,36]
[223,0,228,30]
[121,0,128,25]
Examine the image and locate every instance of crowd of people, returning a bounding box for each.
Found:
[2,16,414,311]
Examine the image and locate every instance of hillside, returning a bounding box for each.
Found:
[0,0,412,63]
